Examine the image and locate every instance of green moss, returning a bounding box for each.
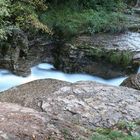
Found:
[109,51,122,65]
[96,128,111,135]
[121,51,133,67]
[108,51,133,67]
[77,45,133,68]
[90,129,140,140]
[91,131,140,140]
[77,45,104,60]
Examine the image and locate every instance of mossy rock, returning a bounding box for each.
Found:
[77,45,134,68]
[53,41,138,78]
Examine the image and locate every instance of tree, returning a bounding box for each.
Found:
[0,0,51,41]
[0,0,11,40]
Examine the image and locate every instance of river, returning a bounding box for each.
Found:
[0,63,127,92]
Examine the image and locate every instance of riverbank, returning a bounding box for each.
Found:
[1,1,140,139]
[0,63,127,92]
[1,4,140,78]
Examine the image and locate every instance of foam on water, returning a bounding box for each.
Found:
[0,63,128,92]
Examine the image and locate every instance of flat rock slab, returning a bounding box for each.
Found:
[54,32,140,78]
[75,32,140,51]
[0,79,140,139]
[0,102,90,140]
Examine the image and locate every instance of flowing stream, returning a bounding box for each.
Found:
[1,31,140,92]
[0,63,127,92]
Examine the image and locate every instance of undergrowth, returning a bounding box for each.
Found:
[40,8,127,40]
[90,121,140,140]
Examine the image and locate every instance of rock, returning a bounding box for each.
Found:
[133,8,140,14]
[53,32,140,78]
[125,13,140,31]
[121,73,140,90]
[0,79,140,137]
[14,42,55,77]
[0,101,91,140]
[0,28,29,76]
[0,102,48,140]
[133,53,140,60]
[133,53,140,64]
[0,30,54,77]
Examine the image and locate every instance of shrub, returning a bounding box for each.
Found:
[0,0,12,40]
[40,8,127,40]
[0,0,50,41]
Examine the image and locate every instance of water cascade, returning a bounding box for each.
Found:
[0,63,127,92]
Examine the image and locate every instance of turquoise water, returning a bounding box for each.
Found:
[0,63,127,92]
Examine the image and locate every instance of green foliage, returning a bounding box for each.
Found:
[0,0,12,40]
[0,0,50,41]
[109,51,133,67]
[90,121,140,140]
[41,8,127,39]
[0,0,128,41]
[90,129,140,140]
[46,0,126,11]
[117,121,138,133]
[11,0,50,33]
[40,0,128,40]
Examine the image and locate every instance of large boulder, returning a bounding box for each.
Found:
[0,102,48,140]
[1,101,86,140]
[0,29,29,76]
[0,30,54,76]
[0,79,140,139]
[53,32,140,78]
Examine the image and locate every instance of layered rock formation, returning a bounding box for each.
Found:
[53,32,140,78]
[0,79,140,139]
[0,29,29,76]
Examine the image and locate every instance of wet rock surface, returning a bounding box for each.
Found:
[0,29,29,76]
[53,32,140,78]
[1,30,140,78]
[14,42,55,76]
[0,79,140,139]
[121,73,140,90]
[75,32,140,51]
[0,30,54,77]
[125,13,140,31]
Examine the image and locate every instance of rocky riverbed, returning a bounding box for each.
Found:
[53,32,140,78]
[0,79,140,139]
[1,10,140,140]
[1,30,140,78]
